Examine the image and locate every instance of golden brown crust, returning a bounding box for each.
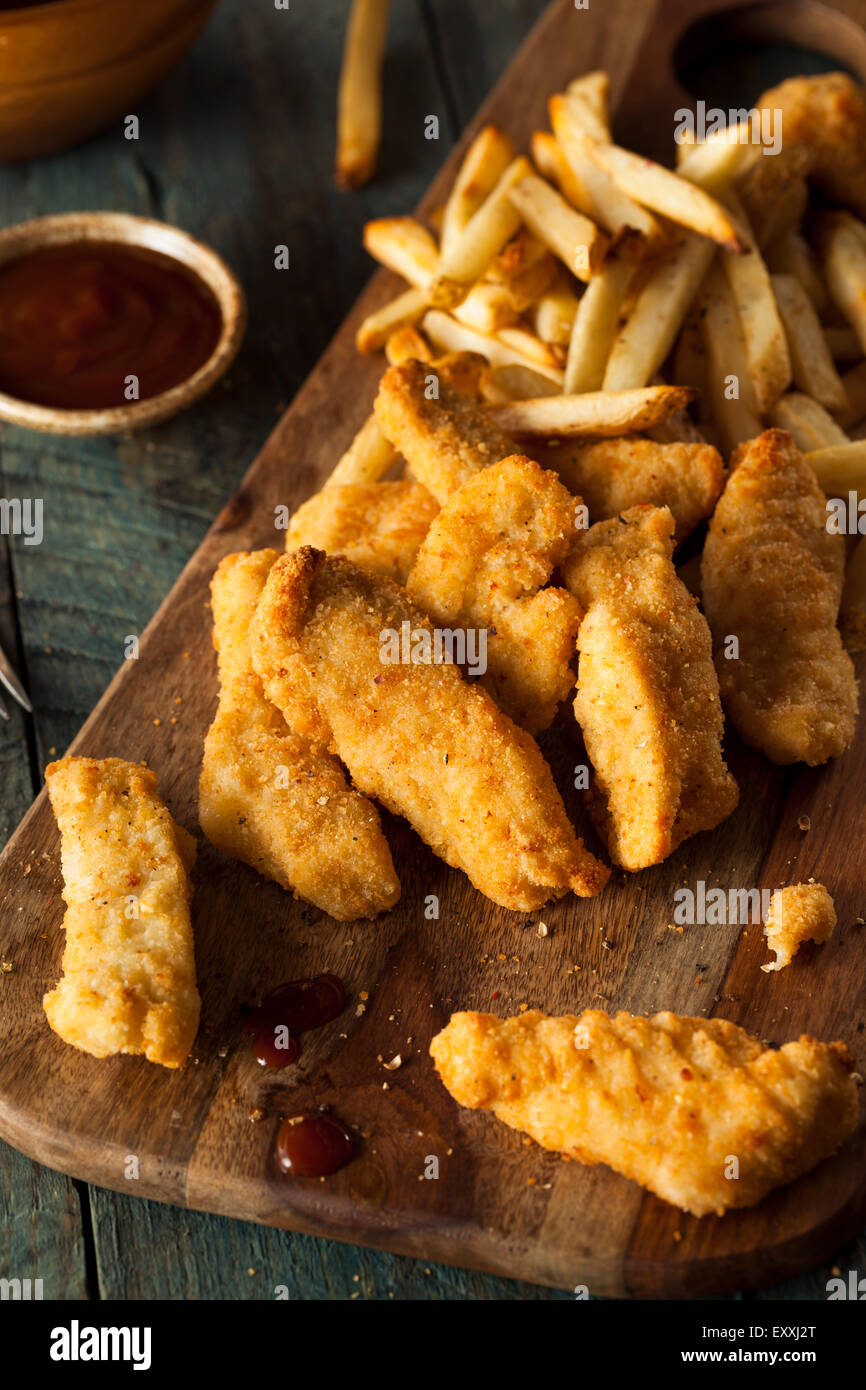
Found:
[285,480,439,584]
[757,73,866,219]
[374,357,517,504]
[407,455,582,733]
[564,505,738,869]
[43,756,200,1069]
[701,429,858,765]
[251,547,610,909]
[430,1008,859,1216]
[762,882,837,972]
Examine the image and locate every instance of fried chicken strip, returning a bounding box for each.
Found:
[431,1008,858,1216]
[285,479,439,584]
[407,456,582,732]
[251,547,609,909]
[563,505,738,870]
[199,549,400,920]
[762,883,837,973]
[701,429,858,765]
[542,435,724,542]
[374,357,517,503]
[757,73,866,219]
[44,756,200,1068]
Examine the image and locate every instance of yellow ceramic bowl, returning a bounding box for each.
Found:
[0,211,246,435]
[0,0,220,161]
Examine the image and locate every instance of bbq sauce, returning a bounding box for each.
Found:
[0,242,222,409]
[275,1113,356,1178]
[243,973,346,1068]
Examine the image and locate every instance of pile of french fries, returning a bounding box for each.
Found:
[338,68,866,647]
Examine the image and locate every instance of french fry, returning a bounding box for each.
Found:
[565,71,611,134]
[836,360,866,429]
[672,311,707,396]
[363,216,439,288]
[356,286,428,354]
[564,250,636,394]
[448,282,519,334]
[771,274,847,411]
[676,119,756,189]
[558,86,609,145]
[421,309,565,386]
[477,363,561,405]
[530,130,589,210]
[497,324,563,370]
[603,231,715,390]
[385,325,433,365]
[486,227,558,311]
[585,139,745,251]
[817,210,866,356]
[440,125,516,259]
[824,327,863,363]
[696,261,762,457]
[549,95,663,245]
[765,229,831,315]
[804,441,866,497]
[840,536,866,651]
[719,189,791,411]
[507,171,608,282]
[768,392,849,451]
[531,274,582,345]
[486,385,696,438]
[335,0,391,189]
[327,413,397,487]
[429,156,532,307]
[432,351,488,396]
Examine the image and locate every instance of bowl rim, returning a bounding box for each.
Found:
[0,210,246,436]
[0,0,208,26]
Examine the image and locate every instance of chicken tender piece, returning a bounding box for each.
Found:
[200,550,400,920]
[701,429,858,765]
[285,480,439,584]
[757,73,866,219]
[430,1008,858,1217]
[251,548,609,910]
[43,757,200,1069]
[563,505,738,870]
[543,435,724,542]
[762,883,837,973]
[407,456,582,733]
[374,357,517,503]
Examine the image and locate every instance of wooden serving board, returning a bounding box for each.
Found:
[2,0,866,1298]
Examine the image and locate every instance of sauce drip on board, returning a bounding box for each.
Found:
[243,973,346,1068]
[275,1113,356,1178]
[0,242,222,410]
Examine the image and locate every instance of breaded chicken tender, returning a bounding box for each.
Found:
[762,883,837,973]
[199,550,400,920]
[251,547,609,909]
[44,756,200,1068]
[543,435,724,542]
[285,480,439,584]
[563,505,738,870]
[407,456,582,732]
[430,1008,858,1216]
[701,429,858,765]
[757,73,866,219]
[374,357,517,503]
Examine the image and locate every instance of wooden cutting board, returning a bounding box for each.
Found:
[2,0,866,1298]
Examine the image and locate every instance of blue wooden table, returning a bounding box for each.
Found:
[0,0,863,1300]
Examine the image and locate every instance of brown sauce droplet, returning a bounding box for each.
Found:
[275,1113,355,1178]
[243,973,345,1068]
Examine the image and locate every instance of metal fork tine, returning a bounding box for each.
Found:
[0,638,31,713]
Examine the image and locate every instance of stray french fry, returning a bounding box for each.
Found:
[440,125,515,258]
[429,156,532,307]
[421,309,565,386]
[335,0,391,189]
[549,95,662,245]
[696,262,762,457]
[356,286,428,354]
[771,273,847,411]
[327,412,397,487]
[585,139,745,251]
[603,232,715,390]
[817,210,866,356]
[486,385,696,439]
[718,190,790,411]
[769,392,849,451]
[507,171,608,282]
[385,325,433,365]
